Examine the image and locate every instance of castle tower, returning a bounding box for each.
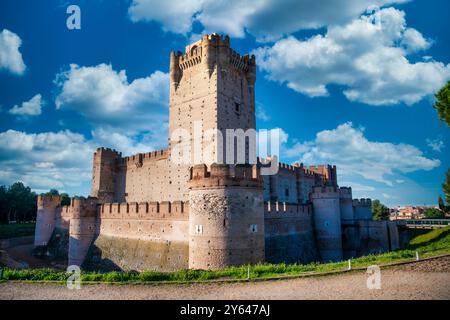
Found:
[34,195,60,247]
[339,187,358,258]
[169,34,256,166]
[91,147,120,203]
[308,165,337,186]
[352,199,372,221]
[68,196,98,267]
[310,186,343,262]
[339,187,354,223]
[188,163,264,270]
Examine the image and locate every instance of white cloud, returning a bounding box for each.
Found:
[0,29,26,75]
[283,122,440,186]
[91,126,168,156]
[55,63,169,133]
[0,130,94,192]
[426,138,445,152]
[401,28,431,53]
[128,0,205,33]
[256,103,270,122]
[0,125,170,194]
[127,0,407,41]
[254,7,450,106]
[9,94,43,117]
[339,181,375,192]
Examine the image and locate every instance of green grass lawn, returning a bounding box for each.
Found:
[2,226,450,283]
[0,223,35,240]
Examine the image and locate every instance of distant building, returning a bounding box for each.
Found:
[390,205,440,220]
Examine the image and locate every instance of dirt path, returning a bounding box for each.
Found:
[1,257,450,300]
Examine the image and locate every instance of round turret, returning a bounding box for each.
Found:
[188,164,264,270]
[34,195,61,247]
[310,186,343,262]
[339,187,354,222]
[68,197,98,267]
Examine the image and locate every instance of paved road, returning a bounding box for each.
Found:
[1,256,450,300]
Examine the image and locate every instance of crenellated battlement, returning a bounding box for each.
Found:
[311,185,339,195]
[352,198,372,207]
[170,33,255,81]
[98,200,189,220]
[119,149,169,166]
[70,196,98,218]
[189,163,262,189]
[37,194,60,209]
[339,187,353,199]
[94,147,122,157]
[264,201,312,215]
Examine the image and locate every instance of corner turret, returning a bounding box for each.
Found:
[34,195,61,248]
[91,147,120,203]
[68,196,98,267]
[310,186,343,262]
[188,163,264,270]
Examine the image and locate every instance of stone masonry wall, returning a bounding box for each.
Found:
[264,202,318,264]
[84,201,189,271]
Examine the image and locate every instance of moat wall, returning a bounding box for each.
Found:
[84,201,189,271]
[264,202,318,264]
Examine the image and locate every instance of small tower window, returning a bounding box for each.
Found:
[195,225,203,234]
[235,102,240,112]
[250,224,258,233]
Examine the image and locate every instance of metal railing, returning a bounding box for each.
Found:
[403,219,450,228]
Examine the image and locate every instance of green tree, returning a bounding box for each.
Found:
[45,189,59,196]
[0,185,9,224]
[372,199,390,221]
[424,208,444,219]
[444,169,450,208]
[438,196,445,211]
[434,81,450,127]
[6,182,37,223]
[60,193,71,206]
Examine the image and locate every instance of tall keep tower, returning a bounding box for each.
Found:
[168,34,256,166]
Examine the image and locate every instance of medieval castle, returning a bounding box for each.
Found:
[34,34,400,271]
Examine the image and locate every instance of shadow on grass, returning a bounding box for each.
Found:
[407,226,450,250]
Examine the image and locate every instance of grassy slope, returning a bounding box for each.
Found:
[2,226,450,283]
[0,223,35,240]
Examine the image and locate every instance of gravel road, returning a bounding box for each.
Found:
[1,256,450,300]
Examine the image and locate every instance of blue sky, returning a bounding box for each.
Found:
[0,0,449,206]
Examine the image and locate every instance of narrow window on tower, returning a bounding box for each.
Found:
[235,102,240,113]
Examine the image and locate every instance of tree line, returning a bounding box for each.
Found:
[0,182,70,224]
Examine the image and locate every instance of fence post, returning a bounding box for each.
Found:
[348,259,352,271]
[416,251,420,261]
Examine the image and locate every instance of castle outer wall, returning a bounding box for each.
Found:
[33,34,400,271]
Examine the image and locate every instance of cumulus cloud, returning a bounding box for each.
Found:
[9,94,44,117]
[283,122,440,186]
[0,125,170,194]
[91,126,168,156]
[128,0,205,33]
[127,0,407,41]
[254,7,450,106]
[0,130,94,192]
[55,63,169,132]
[0,29,26,75]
